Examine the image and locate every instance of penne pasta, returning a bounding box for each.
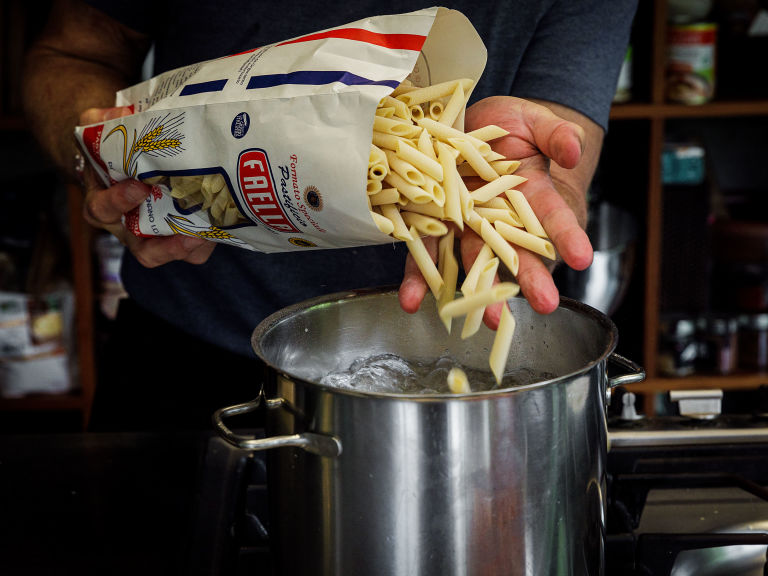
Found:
[405,226,444,299]
[437,82,465,127]
[417,129,437,160]
[489,304,516,384]
[395,140,443,181]
[468,174,528,203]
[461,257,499,340]
[401,211,448,237]
[384,171,433,204]
[505,189,547,238]
[369,187,400,206]
[374,115,422,139]
[370,210,394,235]
[449,137,498,181]
[435,141,463,229]
[372,131,414,152]
[366,178,383,195]
[461,243,494,295]
[380,203,413,241]
[438,282,520,319]
[409,105,425,121]
[380,95,411,120]
[416,118,491,156]
[421,174,446,207]
[437,229,459,333]
[400,200,444,219]
[457,176,474,220]
[490,159,521,176]
[466,124,509,142]
[447,367,471,393]
[475,207,523,228]
[375,106,396,118]
[428,100,444,120]
[385,150,426,187]
[494,220,556,260]
[479,218,520,277]
[395,78,474,107]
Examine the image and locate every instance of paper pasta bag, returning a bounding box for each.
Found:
[74,7,486,253]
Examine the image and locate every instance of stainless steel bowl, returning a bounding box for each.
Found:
[554,202,637,316]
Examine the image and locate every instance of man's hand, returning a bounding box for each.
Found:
[398,96,596,323]
[79,107,215,267]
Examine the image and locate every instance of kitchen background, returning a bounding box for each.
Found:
[1,0,767,431]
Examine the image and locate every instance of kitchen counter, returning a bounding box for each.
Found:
[0,431,268,576]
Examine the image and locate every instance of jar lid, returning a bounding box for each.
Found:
[661,316,696,337]
[739,313,768,331]
[698,315,739,334]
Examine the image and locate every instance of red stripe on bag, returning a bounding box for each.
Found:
[277,28,426,51]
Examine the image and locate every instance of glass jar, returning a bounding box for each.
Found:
[658,316,698,376]
[738,314,768,372]
[696,315,739,374]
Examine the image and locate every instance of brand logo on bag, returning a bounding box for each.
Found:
[231,112,250,139]
[237,149,299,232]
[289,237,317,248]
[303,186,323,211]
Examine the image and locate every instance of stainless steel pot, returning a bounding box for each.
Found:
[214,289,644,576]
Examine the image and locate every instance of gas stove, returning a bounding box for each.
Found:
[605,387,768,576]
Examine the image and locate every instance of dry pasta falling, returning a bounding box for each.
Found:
[367,77,556,387]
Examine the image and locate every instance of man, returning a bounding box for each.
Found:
[23,0,637,429]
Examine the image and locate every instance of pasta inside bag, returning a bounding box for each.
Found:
[74,6,487,253]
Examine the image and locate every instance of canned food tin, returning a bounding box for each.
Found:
[666,23,717,104]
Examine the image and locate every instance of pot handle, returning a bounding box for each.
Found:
[607,353,645,388]
[212,396,342,458]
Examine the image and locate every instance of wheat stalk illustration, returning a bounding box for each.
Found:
[104,113,185,177]
[165,214,246,245]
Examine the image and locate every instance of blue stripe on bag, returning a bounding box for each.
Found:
[247,70,399,90]
[179,79,228,96]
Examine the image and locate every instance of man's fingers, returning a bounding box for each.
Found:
[79,106,133,125]
[516,249,560,314]
[83,180,149,227]
[127,234,214,268]
[519,99,585,169]
[517,177,593,272]
[181,236,217,265]
[398,236,439,313]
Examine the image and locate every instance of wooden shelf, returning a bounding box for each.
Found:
[0,393,88,412]
[610,100,768,120]
[627,373,768,395]
[606,0,768,415]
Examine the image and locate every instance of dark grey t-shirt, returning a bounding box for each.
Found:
[87,0,637,356]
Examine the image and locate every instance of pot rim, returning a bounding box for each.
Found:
[251,287,619,400]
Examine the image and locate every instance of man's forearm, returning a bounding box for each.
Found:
[21,0,150,179]
[23,51,123,177]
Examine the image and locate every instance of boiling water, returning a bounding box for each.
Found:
[319,352,555,395]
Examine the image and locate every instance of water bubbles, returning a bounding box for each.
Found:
[319,352,554,395]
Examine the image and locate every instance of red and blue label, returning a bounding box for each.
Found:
[237,149,298,232]
[178,28,427,96]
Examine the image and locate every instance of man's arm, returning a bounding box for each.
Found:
[22,0,151,177]
[23,1,213,265]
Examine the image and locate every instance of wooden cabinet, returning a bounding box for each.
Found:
[0,1,95,430]
[607,0,768,414]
